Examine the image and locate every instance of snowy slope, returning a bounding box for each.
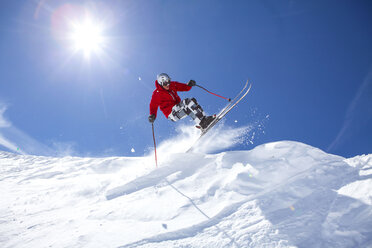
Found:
[1,141,372,248]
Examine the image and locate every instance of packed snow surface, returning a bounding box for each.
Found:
[1,141,372,247]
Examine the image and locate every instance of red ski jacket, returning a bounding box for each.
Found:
[149,80,192,118]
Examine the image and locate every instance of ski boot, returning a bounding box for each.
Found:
[196,115,216,130]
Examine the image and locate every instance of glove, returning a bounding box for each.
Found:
[148,114,156,123]
[187,80,196,87]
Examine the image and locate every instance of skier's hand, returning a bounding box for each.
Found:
[187,80,196,87]
[148,114,156,123]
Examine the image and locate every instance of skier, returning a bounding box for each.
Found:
[148,73,216,130]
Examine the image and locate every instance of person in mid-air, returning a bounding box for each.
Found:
[148,73,216,130]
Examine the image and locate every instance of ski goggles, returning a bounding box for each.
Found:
[162,80,171,86]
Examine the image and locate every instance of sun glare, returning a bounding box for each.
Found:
[69,17,105,58]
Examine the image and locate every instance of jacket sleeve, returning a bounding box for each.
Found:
[149,91,159,117]
[173,81,192,92]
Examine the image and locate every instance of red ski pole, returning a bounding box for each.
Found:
[196,84,231,102]
[151,123,158,168]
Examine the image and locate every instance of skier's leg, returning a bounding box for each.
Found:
[169,98,214,129]
[185,98,217,129]
[183,98,206,125]
[168,101,188,122]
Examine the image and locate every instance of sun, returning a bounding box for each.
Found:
[69,16,105,58]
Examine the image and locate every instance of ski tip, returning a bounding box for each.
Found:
[228,98,231,102]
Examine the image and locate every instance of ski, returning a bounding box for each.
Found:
[211,80,250,121]
[186,80,252,153]
[201,82,252,135]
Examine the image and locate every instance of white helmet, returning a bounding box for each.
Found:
[157,73,171,86]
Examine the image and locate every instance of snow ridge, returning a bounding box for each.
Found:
[1,141,372,248]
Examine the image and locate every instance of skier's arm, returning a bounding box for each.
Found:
[172,81,192,92]
[149,92,159,118]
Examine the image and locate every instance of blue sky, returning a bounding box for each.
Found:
[0,0,371,158]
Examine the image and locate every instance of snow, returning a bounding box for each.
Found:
[1,141,372,247]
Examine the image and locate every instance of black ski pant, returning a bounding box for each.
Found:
[168,98,206,124]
